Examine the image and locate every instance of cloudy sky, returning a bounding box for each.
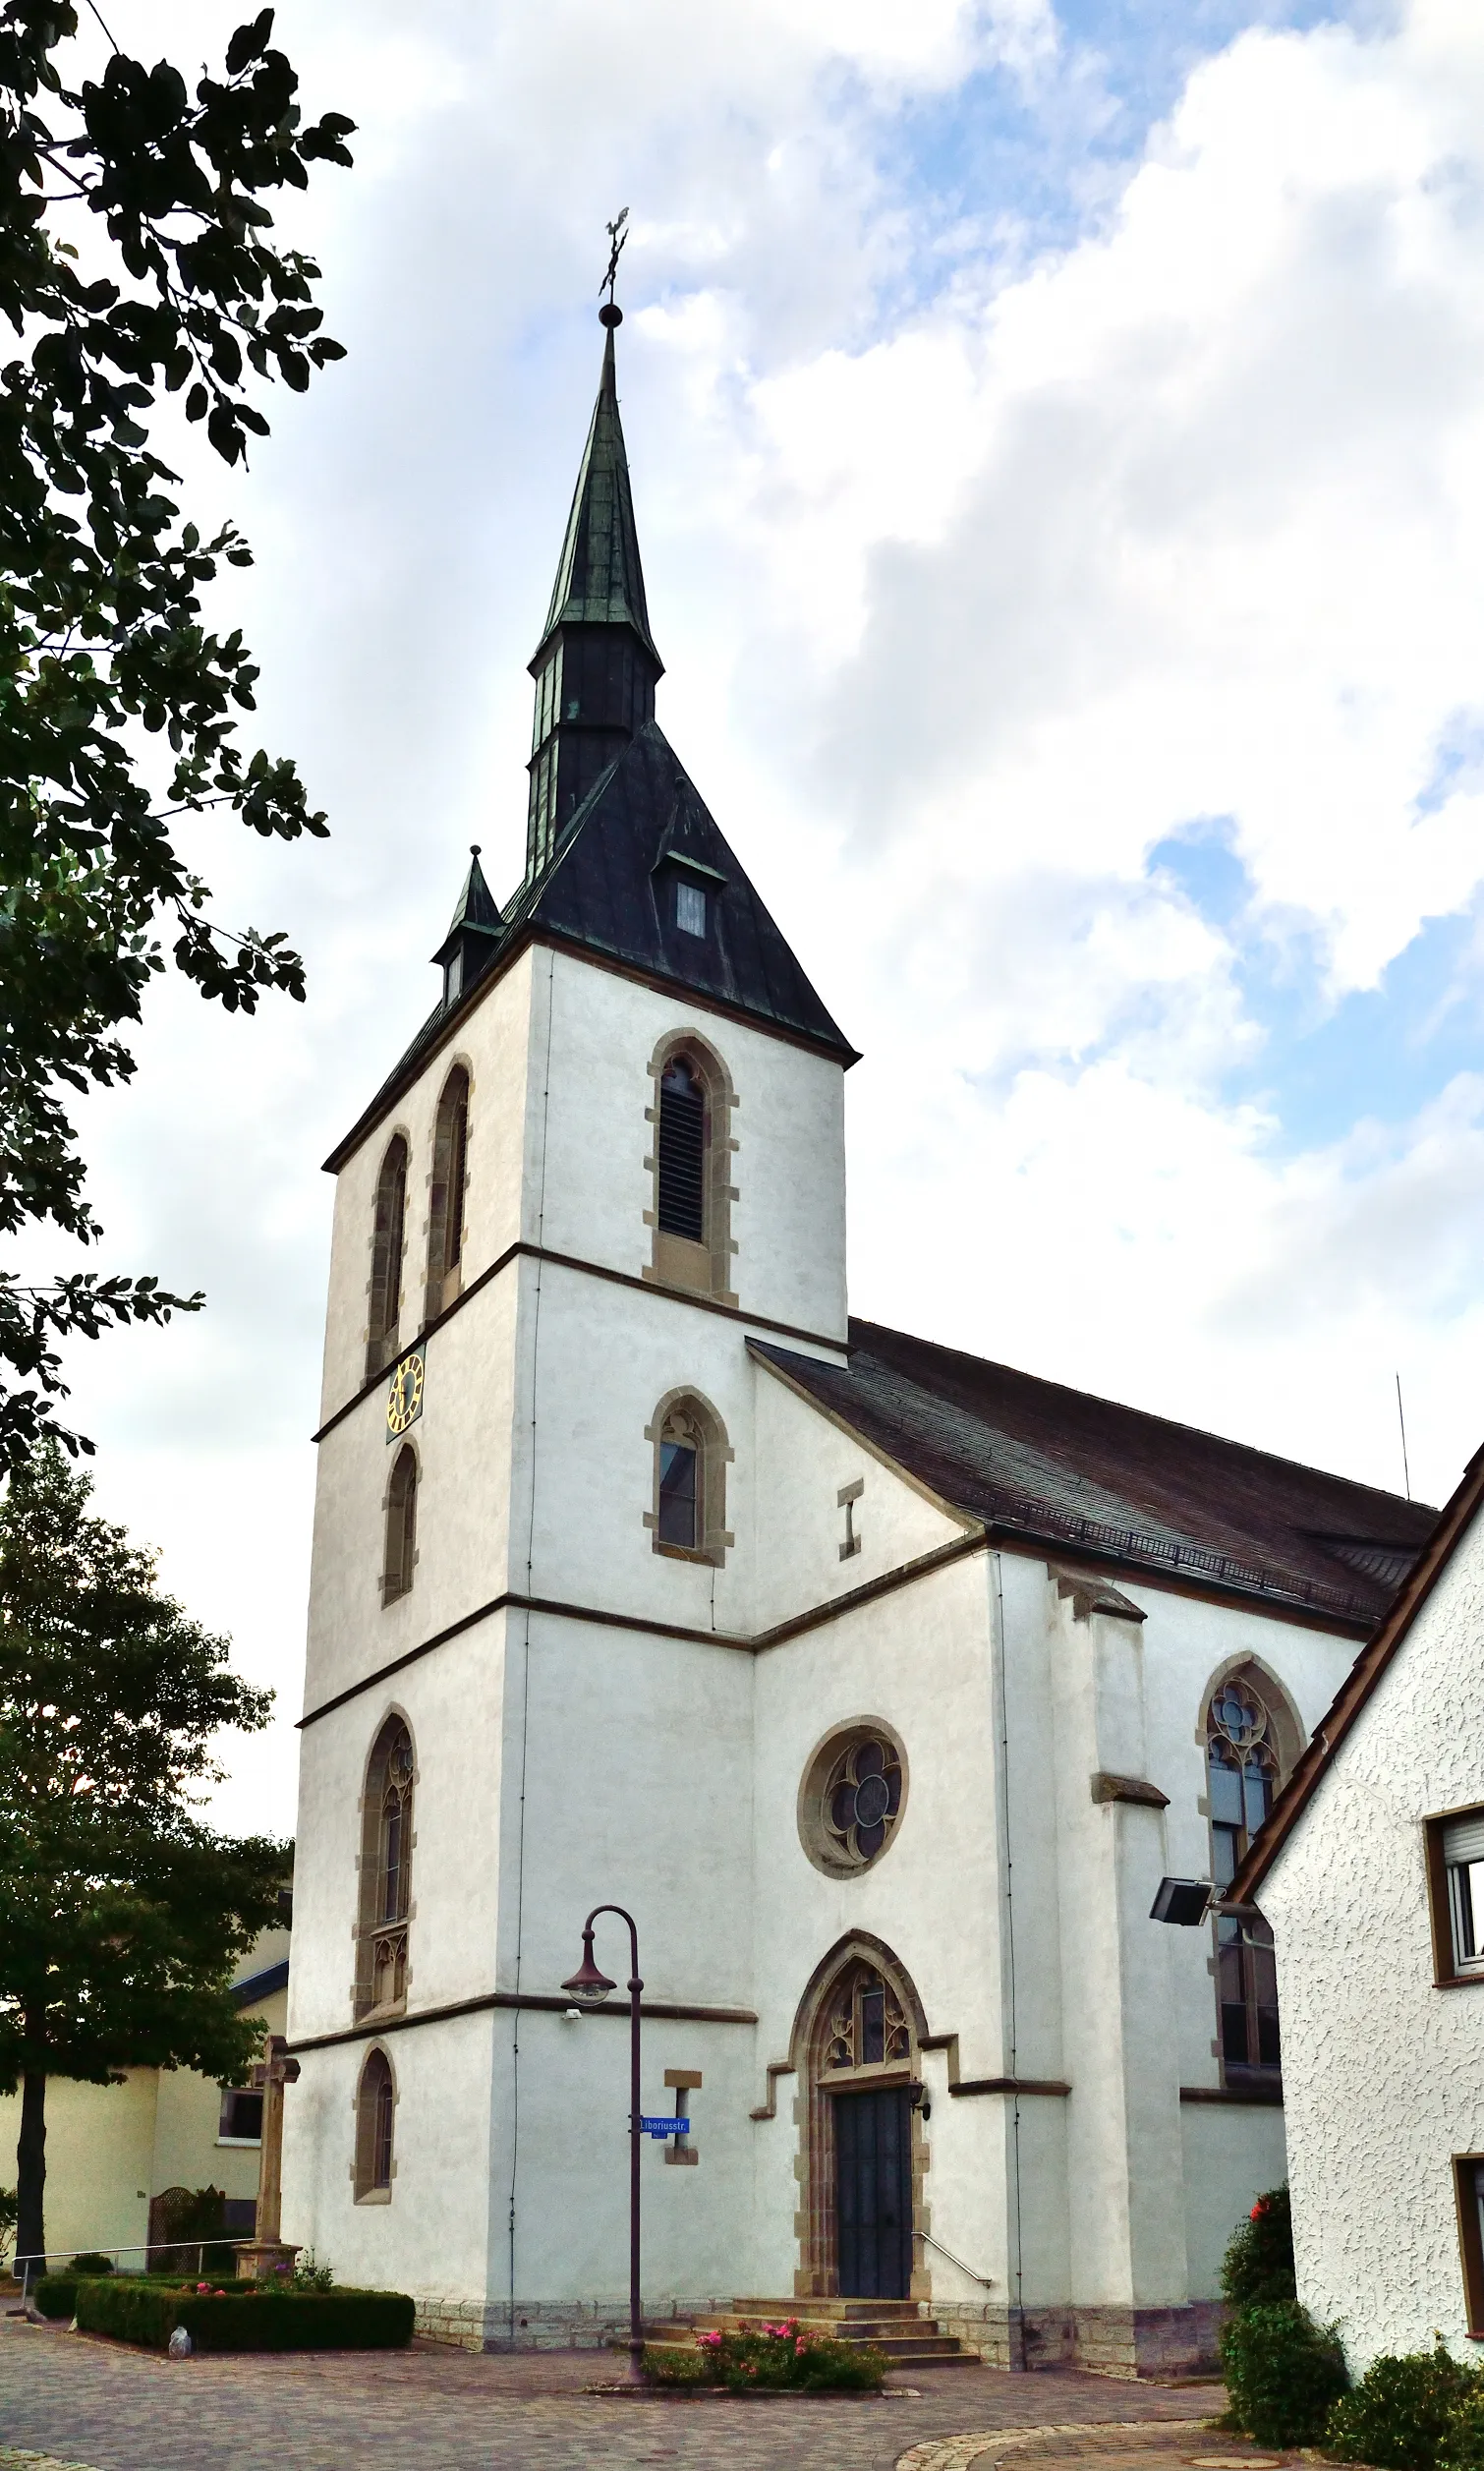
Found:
[38,0,1484,1833]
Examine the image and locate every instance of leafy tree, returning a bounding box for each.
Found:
[0,1442,289,2272]
[0,4,353,1473]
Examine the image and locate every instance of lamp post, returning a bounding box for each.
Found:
[562,1904,644,2379]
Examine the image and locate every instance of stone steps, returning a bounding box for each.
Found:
[654,2296,977,2369]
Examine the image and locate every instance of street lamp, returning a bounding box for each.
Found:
[562,1904,644,2379]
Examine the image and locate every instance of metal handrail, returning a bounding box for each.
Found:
[915,2228,995,2287]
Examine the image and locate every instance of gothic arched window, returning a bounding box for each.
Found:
[647,1391,731,1565]
[647,1036,736,1304]
[356,1719,414,2020]
[382,1446,418,1608]
[1206,1674,1281,2074]
[824,1962,912,2071]
[367,1135,408,1380]
[425,1065,470,1322]
[354,2046,396,2201]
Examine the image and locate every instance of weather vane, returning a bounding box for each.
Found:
[600,207,628,320]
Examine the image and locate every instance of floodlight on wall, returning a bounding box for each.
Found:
[1150,1876,1215,1925]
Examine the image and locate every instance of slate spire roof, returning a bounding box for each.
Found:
[537,316,660,668]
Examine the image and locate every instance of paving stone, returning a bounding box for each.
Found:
[0,2317,1223,2471]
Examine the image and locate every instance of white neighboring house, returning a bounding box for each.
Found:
[279,302,1433,2370]
[1233,1452,1484,2370]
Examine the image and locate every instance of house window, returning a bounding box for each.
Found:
[355,1718,414,2020]
[1455,2156,1484,2334]
[1206,1677,1281,2074]
[656,1057,706,1241]
[382,1445,418,1608]
[366,1135,408,1381]
[676,880,707,938]
[646,1390,731,1565]
[1426,1808,1484,1984]
[354,2047,396,2203]
[425,1065,470,1321]
[217,2087,263,2144]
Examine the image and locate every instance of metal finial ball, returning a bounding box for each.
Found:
[470,843,482,857]
[599,302,623,328]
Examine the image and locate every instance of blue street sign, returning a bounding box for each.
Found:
[640,2116,690,2138]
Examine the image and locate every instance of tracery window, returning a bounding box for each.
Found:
[1206,1676,1280,2073]
[824,1962,911,2071]
[382,1446,418,1608]
[367,1135,408,1381]
[647,1391,730,1565]
[798,1722,909,1877]
[425,1065,470,1321]
[354,2047,396,2202]
[356,1718,414,2021]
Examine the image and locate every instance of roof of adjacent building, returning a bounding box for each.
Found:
[1231,1443,1484,1900]
[754,1317,1437,1628]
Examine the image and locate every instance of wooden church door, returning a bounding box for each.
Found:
[834,2085,912,2298]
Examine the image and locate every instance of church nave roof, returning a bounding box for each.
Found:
[755,1319,1436,1630]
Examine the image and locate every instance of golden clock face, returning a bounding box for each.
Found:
[385,1350,425,1440]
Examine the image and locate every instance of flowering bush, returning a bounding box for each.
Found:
[1222,2186,1297,2310]
[645,2319,888,2392]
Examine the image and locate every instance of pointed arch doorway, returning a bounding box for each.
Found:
[789,1934,929,2302]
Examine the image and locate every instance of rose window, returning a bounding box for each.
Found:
[825,1736,903,1868]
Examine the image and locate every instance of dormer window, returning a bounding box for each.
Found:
[676,881,707,938]
[443,949,463,1006]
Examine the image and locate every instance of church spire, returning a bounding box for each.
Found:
[525,298,664,882]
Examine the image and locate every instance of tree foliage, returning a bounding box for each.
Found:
[0,1441,289,2265]
[0,3,353,1471]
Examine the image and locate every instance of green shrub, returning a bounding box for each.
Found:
[1326,2339,1481,2470]
[1222,2185,1297,2309]
[1221,2299,1348,2444]
[1441,2378,1484,2468]
[70,2252,115,2275]
[644,2321,888,2392]
[643,2341,712,2386]
[75,2277,415,2351]
[34,2272,78,2320]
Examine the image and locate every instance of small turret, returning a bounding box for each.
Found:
[430,844,501,1008]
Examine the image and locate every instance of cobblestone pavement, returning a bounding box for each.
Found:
[0,2320,1227,2471]
[903,2421,1299,2471]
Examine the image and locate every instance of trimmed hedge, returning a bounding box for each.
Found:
[1326,2342,1482,2471]
[75,2277,415,2351]
[34,2273,79,2320]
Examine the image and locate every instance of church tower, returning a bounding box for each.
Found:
[283,298,858,2335]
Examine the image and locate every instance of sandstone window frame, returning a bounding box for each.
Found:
[353,2045,397,2203]
[1454,2155,1484,2335]
[642,1030,738,1305]
[354,1713,416,2022]
[381,1442,420,1608]
[1425,1807,1484,1988]
[798,1718,909,1879]
[783,1931,931,2303]
[424,1062,471,1323]
[366,1131,409,1382]
[643,1387,733,1567]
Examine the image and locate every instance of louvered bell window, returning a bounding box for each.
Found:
[657,1059,706,1242]
[1444,1811,1484,1973]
